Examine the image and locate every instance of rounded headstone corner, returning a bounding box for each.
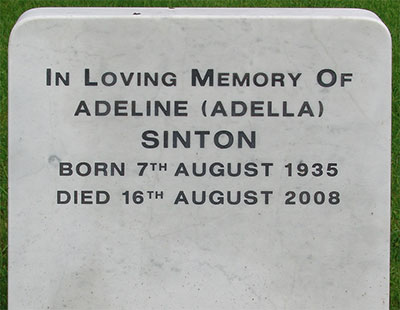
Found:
[9,8,51,47]
[354,8,392,43]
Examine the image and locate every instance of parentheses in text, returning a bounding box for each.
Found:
[318,101,324,117]
[202,100,207,117]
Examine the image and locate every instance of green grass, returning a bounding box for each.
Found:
[1,0,399,309]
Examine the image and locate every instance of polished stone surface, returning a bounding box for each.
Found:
[9,8,391,309]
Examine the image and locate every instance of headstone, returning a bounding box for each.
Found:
[9,8,391,309]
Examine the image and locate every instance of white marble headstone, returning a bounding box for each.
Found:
[9,8,391,309]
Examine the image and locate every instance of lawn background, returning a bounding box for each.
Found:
[0,0,399,309]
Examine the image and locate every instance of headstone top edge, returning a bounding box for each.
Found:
[15,7,381,20]
[10,7,390,49]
